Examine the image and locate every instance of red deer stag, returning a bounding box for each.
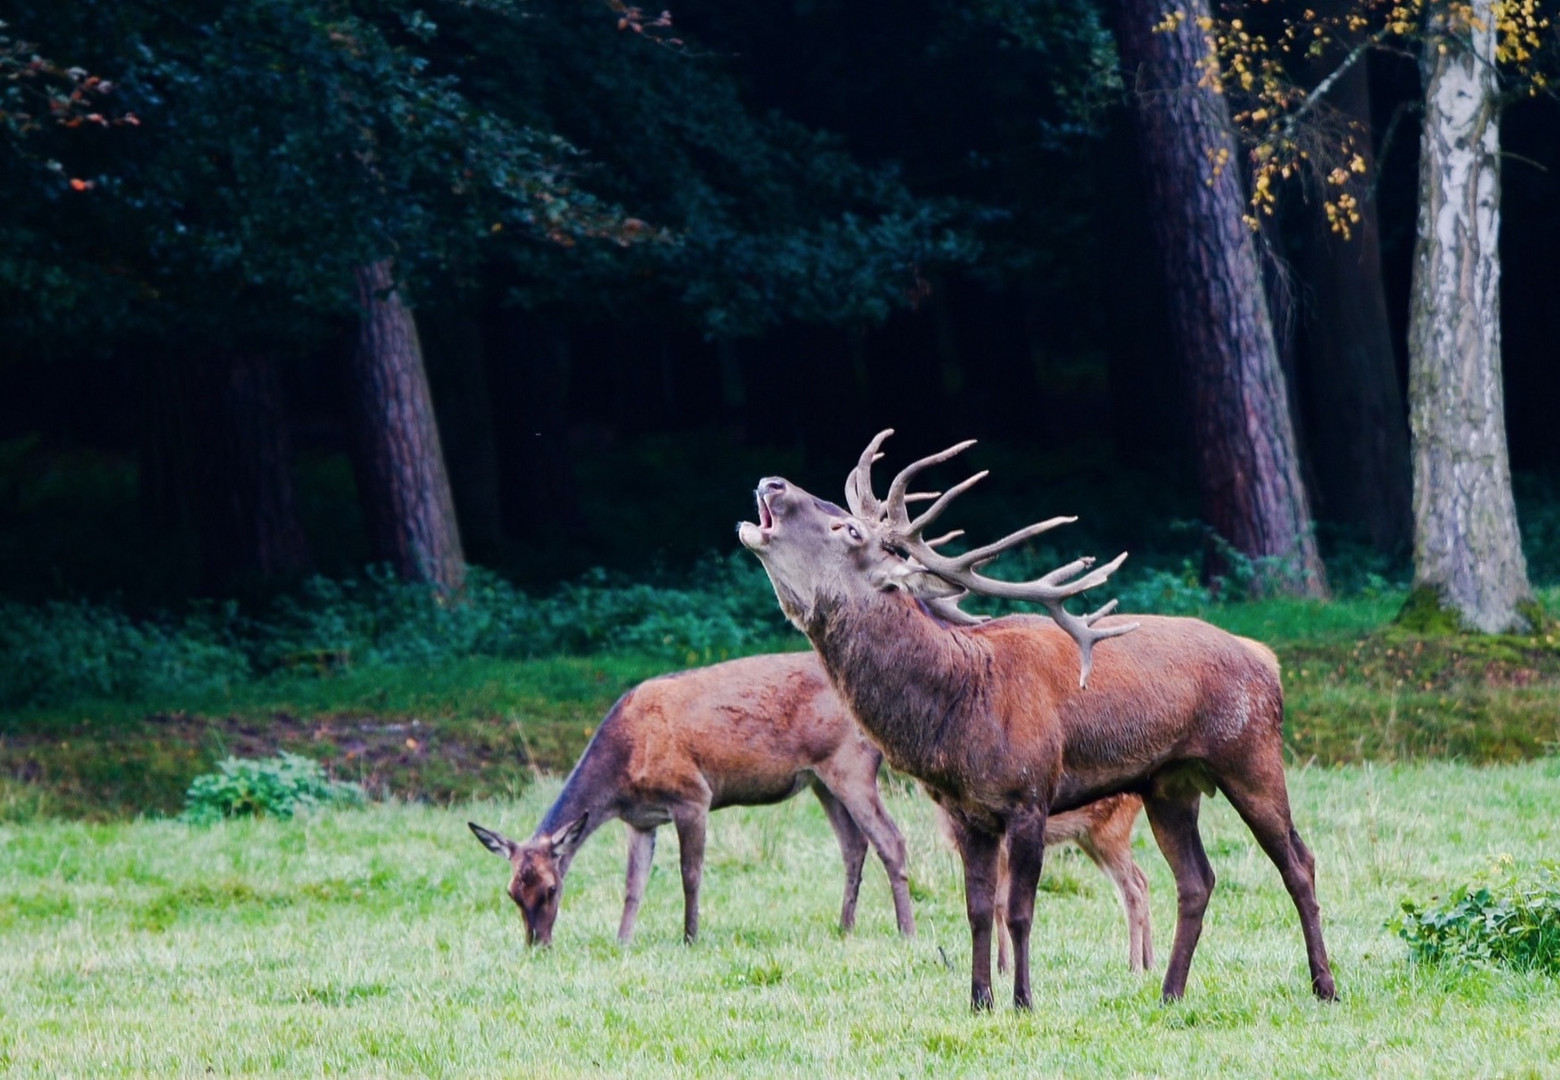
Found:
[737,430,1335,1009]
[470,651,1153,964]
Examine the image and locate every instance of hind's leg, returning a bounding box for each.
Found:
[812,780,869,933]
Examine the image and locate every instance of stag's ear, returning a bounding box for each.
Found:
[871,556,964,599]
[469,821,518,857]
[548,813,590,860]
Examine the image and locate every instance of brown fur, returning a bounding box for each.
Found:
[938,793,1153,973]
[471,651,916,945]
[741,474,1335,1009]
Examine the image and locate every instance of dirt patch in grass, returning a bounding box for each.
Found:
[0,709,609,820]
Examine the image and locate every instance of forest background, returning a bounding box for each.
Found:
[2,0,1560,812]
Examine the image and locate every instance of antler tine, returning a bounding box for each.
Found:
[845,429,896,520]
[905,470,988,537]
[883,439,977,525]
[939,515,1077,571]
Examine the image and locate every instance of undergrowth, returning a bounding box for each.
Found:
[181,752,366,824]
[1393,857,1560,975]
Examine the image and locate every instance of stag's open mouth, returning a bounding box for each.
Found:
[737,487,777,551]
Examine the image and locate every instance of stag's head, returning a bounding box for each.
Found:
[738,429,1136,686]
[737,475,959,631]
[468,816,588,945]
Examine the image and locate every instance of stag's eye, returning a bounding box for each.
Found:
[846,524,862,542]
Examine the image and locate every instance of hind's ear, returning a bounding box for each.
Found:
[469,821,517,857]
[548,813,590,860]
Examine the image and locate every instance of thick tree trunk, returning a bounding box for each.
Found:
[185,350,312,593]
[1295,54,1412,554]
[345,259,466,594]
[1112,0,1328,596]
[1405,0,1533,632]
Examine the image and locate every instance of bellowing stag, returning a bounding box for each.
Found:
[738,430,1334,1009]
[470,651,1152,966]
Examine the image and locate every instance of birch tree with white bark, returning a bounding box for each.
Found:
[1405,0,1534,632]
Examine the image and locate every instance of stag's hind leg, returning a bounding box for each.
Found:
[1217,768,1336,1001]
[1142,785,1215,1001]
[811,780,869,934]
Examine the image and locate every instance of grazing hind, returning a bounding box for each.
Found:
[471,650,1154,963]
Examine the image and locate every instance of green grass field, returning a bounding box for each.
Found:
[4,761,1559,1077]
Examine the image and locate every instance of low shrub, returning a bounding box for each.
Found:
[0,597,251,709]
[1391,857,1560,975]
[181,752,366,824]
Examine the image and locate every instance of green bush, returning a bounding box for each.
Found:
[1391,858,1560,974]
[0,597,251,709]
[181,752,366,824]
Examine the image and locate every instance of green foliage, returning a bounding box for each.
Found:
[1393,858,1560,975]
[0,597,250,709]
[0,557,790,710]
[181,752,364,824]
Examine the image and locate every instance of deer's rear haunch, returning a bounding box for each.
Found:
[470,650,1152,962]
[739,430,1335,1009]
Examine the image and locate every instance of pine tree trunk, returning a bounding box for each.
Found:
[186,350,312,593]
[1295,59,1412,554]
[1112,0,1328,596]
[1405,0,1532,631]
[346,260,466,594]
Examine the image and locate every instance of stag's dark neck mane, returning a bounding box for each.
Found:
[807,588,993,783]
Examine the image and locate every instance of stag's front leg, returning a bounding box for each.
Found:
[955,823,1003,1011]
[672,806,707,944]
[1002,811,1048,1010]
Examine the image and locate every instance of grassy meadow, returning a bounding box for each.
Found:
[4,760,1560,1077]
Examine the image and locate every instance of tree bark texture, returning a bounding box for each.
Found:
[1294,58,1412,554]
[1405,0,1532,631]
[185,350,312,593]
[1112,0,1328,596]
[346,260,467,594]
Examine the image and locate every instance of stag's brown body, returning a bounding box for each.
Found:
[739,431,1334,1010]
[471,650,1153,963]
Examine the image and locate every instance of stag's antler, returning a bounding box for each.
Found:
[848,429,1137,687]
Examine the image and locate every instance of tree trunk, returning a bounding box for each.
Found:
[1404,0,1532,632]
[345,259,466,594]
[185,349,312,594]
[1294,53,1412,554]
[1112,0,1328,596]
